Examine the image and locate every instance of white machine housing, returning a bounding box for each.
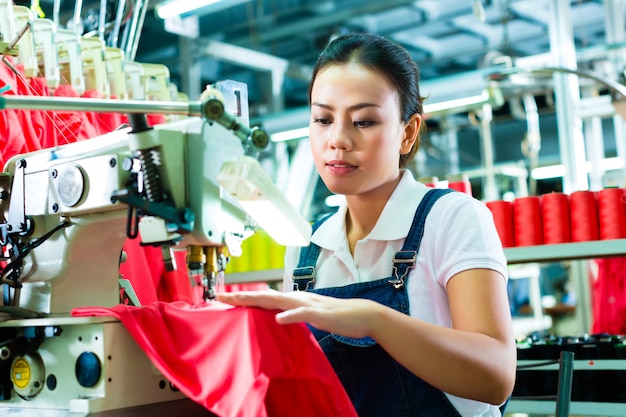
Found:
[0,81,301,415]
[0,84,252,315]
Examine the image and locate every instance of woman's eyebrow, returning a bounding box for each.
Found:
[311,102,381,110]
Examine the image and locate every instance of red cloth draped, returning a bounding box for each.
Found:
[0,58,41,166]
[53,84,98,142]
[591,257,626,334]
[82,89,117,135]
[120,240,200,305]
[72,301,357,417]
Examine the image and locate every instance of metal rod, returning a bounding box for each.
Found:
[110,0,128,48]
[53,0,61,25]
[0,96,269,150]
[98,0,108,41]
[72,0,84,35]
[555,350,574,417]
[488,66,626,98]
[124,0,147,61]
[1,95,203,116]
[128,0,149,62]
[7,21,31,52]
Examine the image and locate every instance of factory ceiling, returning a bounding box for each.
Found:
[19,0,620,121]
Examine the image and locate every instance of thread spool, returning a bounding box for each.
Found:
[570,190,599,242]
[513,196,543,246]
[418,176,439,188]
[597,188,626,240]
[541,192,571,244]
[244,231,270,271]
[268,237,286,270]
[447,173,472,196]
[486,200,515,248]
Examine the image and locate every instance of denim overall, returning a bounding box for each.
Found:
[293,188,463,417]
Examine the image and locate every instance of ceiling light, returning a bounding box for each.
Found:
[271,127,309,142]
[156,0,251,19]
[531,157,624,180]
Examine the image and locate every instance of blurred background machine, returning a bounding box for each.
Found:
[0,80,310,415]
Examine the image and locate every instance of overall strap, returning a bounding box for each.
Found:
[292,214,332,291]
[389,188,454,288]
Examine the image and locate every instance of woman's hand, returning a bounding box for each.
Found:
[216,290,381,339]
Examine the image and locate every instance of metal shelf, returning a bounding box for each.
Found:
[506,400,626,416]
[504,239,626,264]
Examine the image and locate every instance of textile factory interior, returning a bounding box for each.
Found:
[1,0,626,416]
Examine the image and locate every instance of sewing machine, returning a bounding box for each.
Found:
[0,80,310,415]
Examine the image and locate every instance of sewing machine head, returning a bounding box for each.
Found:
[0,80,310,316]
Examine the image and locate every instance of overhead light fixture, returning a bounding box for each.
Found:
[217,156,312,246]
[156,0,251,19]
[531,157,624,180]
[423,89,497,116]
[271,127,309,142]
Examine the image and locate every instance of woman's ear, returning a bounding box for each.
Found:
[400,113,421,154]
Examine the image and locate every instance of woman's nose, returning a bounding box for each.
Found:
[328,123,353,151]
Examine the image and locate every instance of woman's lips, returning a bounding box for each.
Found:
[326,160,357,174]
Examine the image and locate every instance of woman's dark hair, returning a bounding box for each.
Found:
[308,32,424,168]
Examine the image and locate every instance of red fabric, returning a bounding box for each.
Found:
[0,101,24,169]
[22,77,48,148]
[82,89,115,135]
[100,95,125,132]
[591,257,626,334]
[120,240,202,305]
[147,113,166,126]
[118,113,167,129]
[53,84,99,142]
[0,59,40,166]
[72,301,357,417]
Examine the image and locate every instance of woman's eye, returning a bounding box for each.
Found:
[354,120,374,128]
[313,118,331,126]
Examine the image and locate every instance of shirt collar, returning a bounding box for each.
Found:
[310,170,429,247]
[370,170,428,241]
[311,202,347,251]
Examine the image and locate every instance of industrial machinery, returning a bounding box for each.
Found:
[0,80,311,415]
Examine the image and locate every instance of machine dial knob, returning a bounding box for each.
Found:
[11,353,45,399]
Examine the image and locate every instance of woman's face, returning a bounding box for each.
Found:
[309,62,418,198]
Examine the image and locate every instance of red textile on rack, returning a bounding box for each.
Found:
[71,301,357,417]
[28,77,61,149]
[101,95,125,132]
[0,101,23,169]
[53,84,100,142]
[147,113,167,126]
[591,257,626,335]
[0,58,42,166]
[23,77,49,148]
[82,89,116,135]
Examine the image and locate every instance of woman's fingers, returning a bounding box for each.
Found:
[216,290,312,311]
[217,291,378,338]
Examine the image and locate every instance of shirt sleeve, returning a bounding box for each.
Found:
[430,193,509,288]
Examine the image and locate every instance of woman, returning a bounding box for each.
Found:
[218,32,516,417]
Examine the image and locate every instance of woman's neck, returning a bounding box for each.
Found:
[344,174,402,254]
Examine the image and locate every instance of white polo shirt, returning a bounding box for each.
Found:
[283,169,509,417]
